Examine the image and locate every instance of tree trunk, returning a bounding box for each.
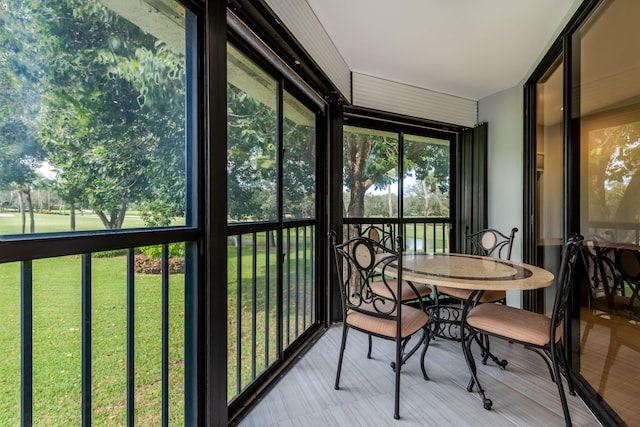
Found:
[387,185,393,217]
[421,180,429,216]
[95,203,128,229]
[345,133,376,217]
[615,168,640,223]
[25,190,35,233]
[431,182,448,215]
[588,131,616,220]
[18,191,25,234]
[70,202,76,231]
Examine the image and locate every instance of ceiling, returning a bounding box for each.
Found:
[306,0,578,101]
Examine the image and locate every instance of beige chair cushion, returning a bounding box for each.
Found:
[437,286,505,303]
[466,303,561,346]
[370,279,432,302]
[347,303,428,339]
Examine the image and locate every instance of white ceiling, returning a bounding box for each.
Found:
[306,0,578,101]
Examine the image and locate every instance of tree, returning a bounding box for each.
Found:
[283,113,316,219]
[343,129,450,218]
[0,3,45,233]
[227,82,277,222]
[20,0,187,229]
[587,122,640,225]
[343,131,398,217]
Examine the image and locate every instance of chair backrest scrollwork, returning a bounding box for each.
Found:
[464,226,518,260]
[330,231,403,319]
[551,234,584,339]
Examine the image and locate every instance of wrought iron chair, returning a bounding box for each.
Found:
[330,231,430,420]
[462,234,583,427]
[354,224,433,309]
[354,223,395,250]
[436,226,517,305]
[434,226,517,367]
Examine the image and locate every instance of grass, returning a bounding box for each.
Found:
[0,211,184,235]
[2,214,318,419]
[226,231,316,401]
[0,254,185,425]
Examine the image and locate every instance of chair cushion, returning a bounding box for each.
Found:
[466,303,561,346]
[370,279,432,302]
[437,286,505,303]
[346,304,429,339]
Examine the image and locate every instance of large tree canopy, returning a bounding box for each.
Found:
[343,129,450,218]
[0,0,186,231]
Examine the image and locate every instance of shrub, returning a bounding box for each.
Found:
[134,254,185,274]
[93,249,128,258]
[138,243,185,259]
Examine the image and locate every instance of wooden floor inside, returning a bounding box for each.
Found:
[234,325,601,427]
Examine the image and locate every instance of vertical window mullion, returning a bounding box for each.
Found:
[126,249,135,425]
[302,226,307,330]
[21,260,33,426]
[285,228,291,347]
[295,227,300,338]
[251,233,258,380]
[162,244,169,427]
[81,254,92,425]
[311,227,315,324]
[264,233,271,367]
[236,239,242,396]
[276,81,285,358]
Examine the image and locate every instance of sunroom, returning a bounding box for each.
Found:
[0,0,638,426]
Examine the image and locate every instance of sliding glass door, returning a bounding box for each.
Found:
[534,54,565,316]
[573,1,640,424]
[226,42,320,405]
[526,0,640,424]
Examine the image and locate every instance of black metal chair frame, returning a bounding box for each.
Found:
[330,231,430,420]
[353,223,395,250]
[461,234,583,427]
[464,226,518,261]
[434,226,518,368]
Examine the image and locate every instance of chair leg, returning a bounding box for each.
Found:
[478,334,508,369]
[525,345,555,382]
[462,329,493,410]
[550,343,572,427]
[394,336,402,420]
[335,326,349,390]
[367,334,372,359]
[420,328,430,381]
[393,331,427,373]
[557,342,576,396]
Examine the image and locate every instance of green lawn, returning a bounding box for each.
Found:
[0,211,184,235]
[0,255,185,425]
[2,214,317,420]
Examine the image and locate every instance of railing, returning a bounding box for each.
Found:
[343,218,452,253]
[226,222,317,402]
[587,221,640,245]
[1,237,196,426]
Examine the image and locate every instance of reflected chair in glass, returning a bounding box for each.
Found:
[462,234,583,427]
[330,231,430,420]
[581,238,640,395]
